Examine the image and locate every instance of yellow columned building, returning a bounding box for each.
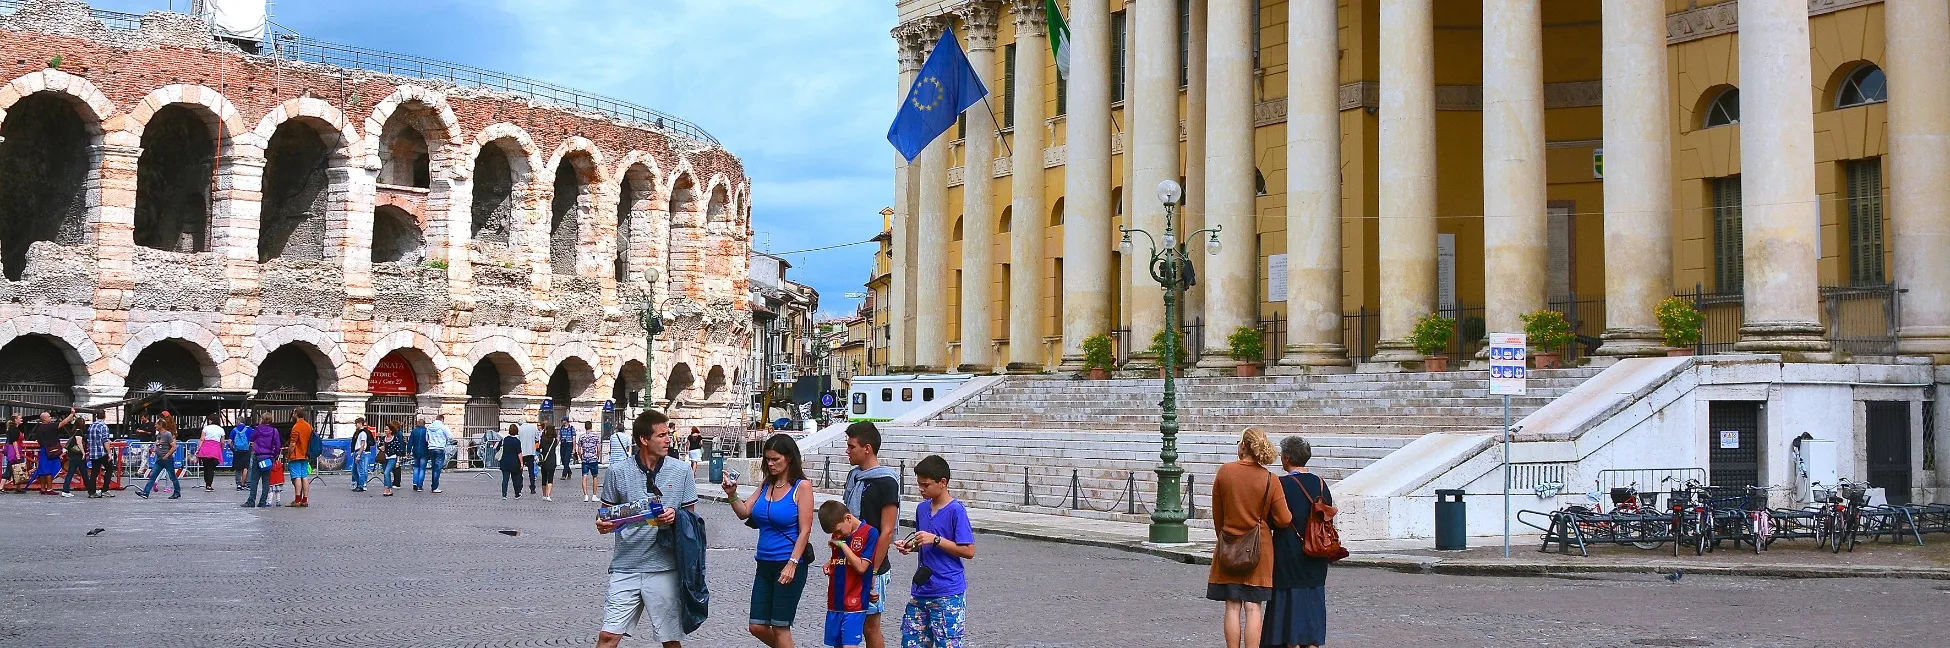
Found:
[883,0,1942,374]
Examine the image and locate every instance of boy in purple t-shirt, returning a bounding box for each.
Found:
[894,455,975,648]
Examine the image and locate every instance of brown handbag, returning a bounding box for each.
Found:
[1214,472,1273,577]
[1292,474,1350,562]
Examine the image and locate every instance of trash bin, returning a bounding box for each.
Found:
[1435,489,1467,550]
[708,449,725,484]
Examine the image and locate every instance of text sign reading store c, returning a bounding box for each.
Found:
[369,353,419,395]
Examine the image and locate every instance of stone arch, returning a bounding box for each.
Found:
[251,97,361,264]
[703,175,732,223]
[546,356,598,418]
[610,358,647,409]
[0,70,115,281]
[666,163,700,228]
[544,341,606,387]
[0,334,82,406]
[371,204,425,263]
[612,157,661,284]
[0,314,104,382]
[117,323,229,391]
[463,335,537,385]
[124,85,255,256]
[466,123,540,246]
[242,324,347,382]
[664,361,696,404]
[360,329,450,393]
[361,85,462,182]
[252,341,337,397]
[703,365,727,398]
[545,138,609,277]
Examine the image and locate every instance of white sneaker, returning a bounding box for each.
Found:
[432,489,442,493]
[544,496,553,502]
[60,492,73,498]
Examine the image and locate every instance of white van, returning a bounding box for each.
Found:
[847,374,975,422]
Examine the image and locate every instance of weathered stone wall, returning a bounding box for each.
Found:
[0,0,753,431]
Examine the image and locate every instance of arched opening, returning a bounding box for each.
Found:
[0,92,92,281]
[998,206,1012,233]
[1049,197,1065,226]
[706,184,729,222]
[609,360,646,438]
[365,349,428,431]
[134,104,215,253]
[1700,86,1740,129]
[371,205,425,264]
[550,155,593,276]
[704,365,727,399]
[0,335,79,406]
[546,357,595,424]
[259,121,332,262]
[669,175,697,226]
[1833,63,1887,109]
[126,339,213,394]
[470,141,518,244]
[253,344,327,400]
[465,353,523,437]
[664,362,695,405]
[378,122,430,188]
[615,174,642,282]
[952,216,964,241]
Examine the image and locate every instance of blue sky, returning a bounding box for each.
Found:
[95,0,898,317]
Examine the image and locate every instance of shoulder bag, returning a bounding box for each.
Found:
[1214,471,1273,577]
[1291,474,1349,562]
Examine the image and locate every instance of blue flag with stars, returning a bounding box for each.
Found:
[888,31,988,163]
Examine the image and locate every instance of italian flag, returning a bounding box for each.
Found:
[1046,0,1071,80]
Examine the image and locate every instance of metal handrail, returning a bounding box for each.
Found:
[0,0,718,146]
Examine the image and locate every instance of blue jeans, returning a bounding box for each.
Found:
[425,449,446,490]
[525,457,537,491]
[142,456,180,495]
[245,458,272,506]
[383,457,400,489]
[351,450,373,489]
[412,453,427,488]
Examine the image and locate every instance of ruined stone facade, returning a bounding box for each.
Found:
[0,1,753,434]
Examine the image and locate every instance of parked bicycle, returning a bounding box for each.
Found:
[1815,478,1872,553]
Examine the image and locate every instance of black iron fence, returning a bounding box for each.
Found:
[1336,296,1605,365]
[1675,283,1901,356]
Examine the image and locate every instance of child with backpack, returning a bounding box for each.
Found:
[268,456,286,507]
[894,455,975,648]
[819,500,879,648]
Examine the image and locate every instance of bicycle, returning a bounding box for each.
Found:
[1815,479,1870,553]
[1737,485,1775,553]
[1668,479,1714,557]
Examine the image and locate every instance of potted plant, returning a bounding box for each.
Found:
[1656,296,1704,356]
[1409,313,1457,372]
[1227,326,1265,377]
[1149,327,1185,378]
[1520,309,1576,369]
[1081,333,1115,380]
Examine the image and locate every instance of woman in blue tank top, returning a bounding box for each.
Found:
[725,433,815,647]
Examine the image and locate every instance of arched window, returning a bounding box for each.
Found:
[0,92,93,280]
[952,216,964,241]
[550,155,592,276]
[260,121,332,262]
[1835,64,1887,109]
[1702,87,1740,129]
[134,105,214,253]
[370,205,424,263]
[1049,197,1065,226]
[470,141,519,244]
[997,206,1012,233]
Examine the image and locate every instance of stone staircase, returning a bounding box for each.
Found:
[805,368,1604,526]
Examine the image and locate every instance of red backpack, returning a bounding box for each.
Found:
[1290,474,1349,562]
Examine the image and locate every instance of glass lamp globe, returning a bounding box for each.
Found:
[1156,179,1183,206]
[1119,235,1134,255]
[1206,234,1222,255]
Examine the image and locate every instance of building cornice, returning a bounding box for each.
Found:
[1667,0,1881,45]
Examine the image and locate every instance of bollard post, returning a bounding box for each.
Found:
[1127,473,1137,514]
[1071,469,1081,510]
[1185,474,1196,519]
[900,460,907,495]
[822,456,830,488]
[1024,467,1031,506]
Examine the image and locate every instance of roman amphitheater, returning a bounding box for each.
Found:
[0,0,753,436]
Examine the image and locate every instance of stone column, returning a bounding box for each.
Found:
[1279,0,1350,369]
[1595,0,1674,357]
[1183,0,1208,350]
[1888,0,1950,360]
[914,18,953,371]
[891,24,925,370]
[960,3,1002,372]
[1480,0,1547,352]
[1128,0,1180,367]
[1059,0,1114,371]
[1371,0,1438,363]
[1007,1,1050,371]
[1195,0,1257,369]
[1734,0,1827,354]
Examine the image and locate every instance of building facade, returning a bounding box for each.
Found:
[885,0,1943,372]
[0,1,753,435]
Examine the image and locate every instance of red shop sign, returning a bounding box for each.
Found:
[369,353,419,395]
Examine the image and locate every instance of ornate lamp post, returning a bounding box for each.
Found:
[1120,179,1222,544]
[638,267,684,416]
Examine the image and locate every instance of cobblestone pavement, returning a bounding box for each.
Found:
[2,473,1945,647]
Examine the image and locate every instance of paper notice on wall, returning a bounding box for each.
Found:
[1267,254,1287,303]
[1719,430,1740,449]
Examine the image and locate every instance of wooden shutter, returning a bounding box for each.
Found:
[1847,159,1885,285]
[1713,177,1744,294]
[1004,44,1016,129]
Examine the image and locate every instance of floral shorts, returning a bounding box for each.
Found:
[900,594,965,648]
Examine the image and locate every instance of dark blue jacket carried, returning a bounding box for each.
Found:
[659,507,710,633]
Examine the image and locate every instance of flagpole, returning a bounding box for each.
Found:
[980,95,1013,157]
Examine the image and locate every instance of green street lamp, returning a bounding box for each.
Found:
[1119,179,1221,545]
[638,266,684,415]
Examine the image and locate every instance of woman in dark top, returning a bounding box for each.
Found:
[1266,436,1330,648]
[498,424,524,500]
[380,423,408,497]
[536,426,560,501]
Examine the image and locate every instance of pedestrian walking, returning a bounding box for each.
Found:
[81,412,114,498]
[558,418,575,480]
[894,455,974,648]
[499,424,523,499]
[1206,427,1292,648]
[818,500,879,648]
[594,409,700,648]
[1264,436,1330,648]
[59,414,85,497]
[424,414,452,493]
[196,414,225,492]
[350,418,375,492]
[409,417,430,491]
[842,422,900,648]
[1,414,21,492]
[537,425,560,501]
[517,421,539,494]
[724,433,815,648]
[230,418,254,491]
[687,427,704,463]
[242,414,280,508]
[135,416,181,499]
[285,409,315,507]
[578,421,604,502]
[29,412,67,496]
[381,423,407,497]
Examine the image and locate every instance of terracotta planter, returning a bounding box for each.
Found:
[1423,356,1450,372]
[1532,352,1561,369]
[1088,367,1110,380]
[1235,363,1261,378]
[1666,348,1695,357]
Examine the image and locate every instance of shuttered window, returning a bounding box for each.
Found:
[1004,44,1016,128]
[1111,12,1127,102]
[1846,159,1885,285]
[1713,176,1744,294]
[1178,0,1190,87]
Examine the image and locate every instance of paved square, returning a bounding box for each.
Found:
[2,471,1944,647]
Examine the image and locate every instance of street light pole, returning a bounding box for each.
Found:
[639,267,682,423]
[1122,179,1221,545]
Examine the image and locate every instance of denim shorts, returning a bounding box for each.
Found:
[582,462,601,476]
[749,559,811,627]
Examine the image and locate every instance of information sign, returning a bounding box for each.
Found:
[1487,332,1528,396]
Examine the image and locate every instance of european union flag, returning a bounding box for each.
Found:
[887,31,988,162]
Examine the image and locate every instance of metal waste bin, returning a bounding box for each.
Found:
[1435,489,1467,550]
[708,449,725,484]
